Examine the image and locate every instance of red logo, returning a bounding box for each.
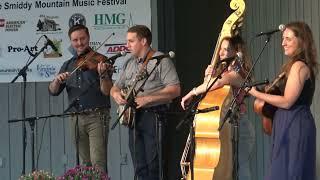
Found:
[0,19,5,27]
[105,43,129,54]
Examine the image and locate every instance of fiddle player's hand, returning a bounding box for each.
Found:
[205,65,215,76]
[181,91,195,110]
[54,72,70,84]
[113,91,127,105]
[97,62,113,77]
[246,86,257,97]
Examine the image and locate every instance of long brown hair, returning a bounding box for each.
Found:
[221,35,253,79]
[281,21,319,79]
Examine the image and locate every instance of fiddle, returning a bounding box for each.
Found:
[74,48,108,71]
[69,32,115,76]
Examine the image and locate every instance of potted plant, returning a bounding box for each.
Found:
[19,170,55,180]
[57,164,109,180]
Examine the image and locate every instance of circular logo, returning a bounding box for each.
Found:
[69,13,86,28]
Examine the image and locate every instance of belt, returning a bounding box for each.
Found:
[71,107,109,116]
[139,104,169,113]
[84,107,108,112]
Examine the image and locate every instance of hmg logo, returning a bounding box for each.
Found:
[93,13,133,30]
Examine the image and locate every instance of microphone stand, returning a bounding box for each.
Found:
[176,63,230,180]
[7,111,96,169]
[63,98,81,166]
[218,34,272,180]
[10,41,53,174]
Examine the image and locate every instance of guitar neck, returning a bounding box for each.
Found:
[265,72,286,93]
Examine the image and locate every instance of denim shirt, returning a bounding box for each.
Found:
[49,55,111,112]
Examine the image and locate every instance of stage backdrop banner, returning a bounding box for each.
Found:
[0,0,151,82]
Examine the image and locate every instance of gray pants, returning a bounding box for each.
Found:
[70,109,110,170]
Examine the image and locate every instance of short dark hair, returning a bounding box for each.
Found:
[127,25,152,45]
[68,24,89,38]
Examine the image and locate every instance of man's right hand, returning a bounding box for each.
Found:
[54,72,70,84]
[112,91,127,105]
[49,72,70,94]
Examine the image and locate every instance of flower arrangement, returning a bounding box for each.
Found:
[57,164,109,180]
[19,170,55,180]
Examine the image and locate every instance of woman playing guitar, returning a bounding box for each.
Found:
[248,21,318,180]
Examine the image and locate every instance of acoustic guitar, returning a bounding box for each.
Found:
[118,90,136,128]
[253,72,285,135]
[117,71,147,128]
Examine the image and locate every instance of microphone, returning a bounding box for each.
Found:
[106,51,127,65]
[256,24,286,37]
[245,79,269,88]
[217,52,243,66]
[149,51,175,60]
[196,106,219,113]
[43,35,61,56]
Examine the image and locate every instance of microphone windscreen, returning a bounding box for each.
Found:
[168,51,175,58]
[279,24,286,31]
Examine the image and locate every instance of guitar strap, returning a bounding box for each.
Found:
[125,48,155,100]
[137,48,156,77]
[119,49,155,128]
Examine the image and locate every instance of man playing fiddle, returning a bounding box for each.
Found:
[48,24,112,171]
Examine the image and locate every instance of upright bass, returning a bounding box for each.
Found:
[180,0,246,179]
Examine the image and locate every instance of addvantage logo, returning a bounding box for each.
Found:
[104,43,129,54]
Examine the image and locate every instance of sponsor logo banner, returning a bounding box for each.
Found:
[104,43,129,54]
[36,15,62,34]
[36,64,57,78]
[0,0,151,82]
[43,38,63,58]
[93,13,133,30]
[4,20,27,32]
[69,13,86,27]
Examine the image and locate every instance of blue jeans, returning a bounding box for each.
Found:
[129,108,167,180]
